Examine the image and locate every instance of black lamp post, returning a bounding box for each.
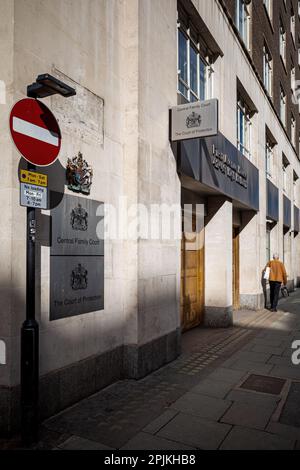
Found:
[21,74,75,446]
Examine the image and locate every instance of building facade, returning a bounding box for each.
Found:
[0,0,300,436]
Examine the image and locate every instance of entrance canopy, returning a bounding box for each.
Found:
[175,132,259,212]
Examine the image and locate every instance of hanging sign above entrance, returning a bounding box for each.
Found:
[170,98,218,142]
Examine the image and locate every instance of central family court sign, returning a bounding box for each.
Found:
[50,194,104,320]
[170,99,218,141]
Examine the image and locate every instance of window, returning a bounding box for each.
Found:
[291,115,296,148]
[237,97,252,160]
[291,8,296,41]
[280,86,286,126]
[282,156,289,193]
[291,61,296,93]
[264,0,272,21]
[178,29,188,99]
[236,0,250,48]
[283,165,287,193]
[293,172,298,203]
[263,43,272,96]
[177,20,212,102]
[265,138,274,178]
[279,19,286,63]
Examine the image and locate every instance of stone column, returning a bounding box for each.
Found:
[283,229,292,289]
[204,197,233,327]
[239,211,263,310]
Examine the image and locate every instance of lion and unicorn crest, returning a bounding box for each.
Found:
[66,151,93,195]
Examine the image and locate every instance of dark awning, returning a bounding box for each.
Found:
[267,179,279,223]
[176,132,259,212]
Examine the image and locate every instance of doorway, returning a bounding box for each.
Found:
[232,226,240,310]
[181,212,205,332]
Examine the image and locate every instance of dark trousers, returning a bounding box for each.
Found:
[269,281,281,309]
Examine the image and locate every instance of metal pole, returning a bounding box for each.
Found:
[21,163,39,445]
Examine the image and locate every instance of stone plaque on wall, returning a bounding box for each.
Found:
[50,194,104,320]
[51,196,104,256]
[50,256,104,320]
[51,68,104,146]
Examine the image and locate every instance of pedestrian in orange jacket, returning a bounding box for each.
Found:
[264,253,287,312]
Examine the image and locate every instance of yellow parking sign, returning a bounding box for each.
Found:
[20,169,48,187]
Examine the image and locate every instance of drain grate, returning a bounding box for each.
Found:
[240,374,286,395]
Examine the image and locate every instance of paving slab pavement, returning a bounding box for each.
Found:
[156,413,232,450]
[169,391,232,420]
[2,289,300,450]
[219,426,295,450]
[120,432,196,451]
[220,401,276,430]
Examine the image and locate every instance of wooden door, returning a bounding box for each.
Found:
[180,213,205,332]
[232,226,240,310]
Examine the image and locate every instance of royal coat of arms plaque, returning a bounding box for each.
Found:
[70,203,88,231]
[66,151,93,195]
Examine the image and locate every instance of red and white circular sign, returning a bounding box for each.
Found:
[9,98,61,166]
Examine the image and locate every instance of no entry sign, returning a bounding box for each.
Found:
[9,98,61,166]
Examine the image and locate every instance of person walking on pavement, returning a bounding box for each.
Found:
[265,253,288,312]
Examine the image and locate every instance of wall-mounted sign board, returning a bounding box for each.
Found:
[50,194,104,320]
[50,255,104,320]
[170,99,218,141]
[20,169,48,187]
[20,182,48,209]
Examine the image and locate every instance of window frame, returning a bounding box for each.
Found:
[291,60,296,93]
[280,85,287,127]
[177,19,212,103]
[263,0,272,22]
[283,164,287,193]
[237,96,252,160]
[263,42,273,96]
[279,18,286,64]
[291,114,296,149]
[282,156,289,194]
[236,0,251,49]
[265,137,274,179]
[291,8,296,43]
[293,173,298,203]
